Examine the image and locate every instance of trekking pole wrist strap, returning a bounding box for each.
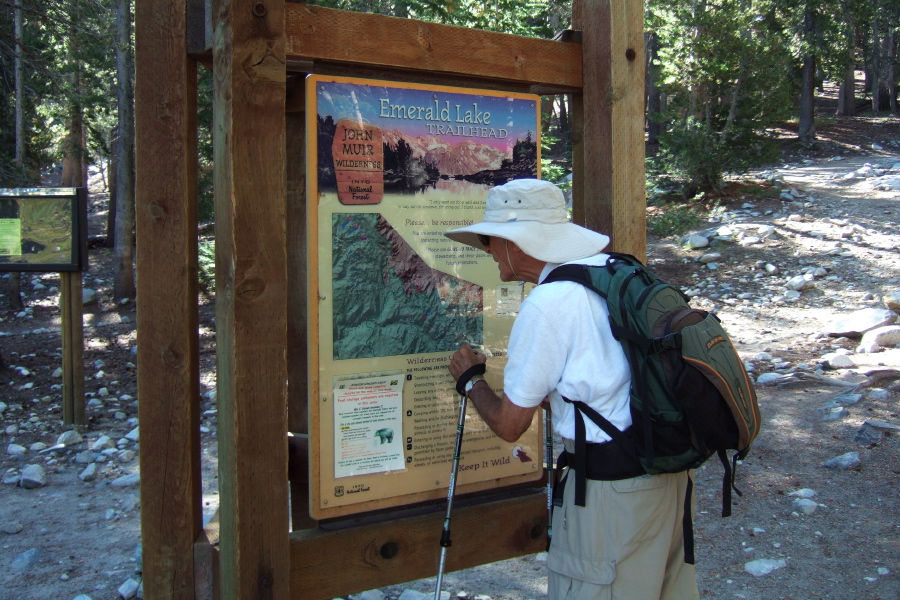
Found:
[456,363,487,396]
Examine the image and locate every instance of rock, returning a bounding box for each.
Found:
[765,263,779,275]
[885,291,900,313]
[352,591,386,600]
[786,275,814,291]
[859,325,900,350]
[1,521,24,534]
[20,464,47,488]
[866,389,890,400]
[792,498,818,514]
[821,406,848,421]
[829,393,862,406]
[788,488,817,498]
[821,353,855,369]
[74,450,95,464]
[91,435,115,452]
[683,234,710,249]
[11,547,41,572]
[57,430,83,446]
[825,308,897,338]
[756,373,785,384]
[29,442,47,452]
[853,423,883,444]
[0,401,6,414]
[758,225,777,238]
[399,592,449,600]
[118,577,140,599]
[111,472,140,488]
[73,595,93,600]
[117,450,136,464]
[824,451,861,470]
[82,289,96,305]
[745,558,787,576]
[126,427,140,442]
[7,444,27,457]
[699,253,721,264]
[79,463,98,482]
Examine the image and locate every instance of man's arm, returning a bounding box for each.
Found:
[449,343,539,443]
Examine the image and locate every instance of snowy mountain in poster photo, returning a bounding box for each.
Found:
[381,130,507,176]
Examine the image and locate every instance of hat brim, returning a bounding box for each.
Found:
[445,221,609,263]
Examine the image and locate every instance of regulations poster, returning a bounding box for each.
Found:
[307,75,543,518]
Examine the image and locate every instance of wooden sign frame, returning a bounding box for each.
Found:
[134,1,647,598]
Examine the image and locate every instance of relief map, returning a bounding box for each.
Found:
[332,213,483,360]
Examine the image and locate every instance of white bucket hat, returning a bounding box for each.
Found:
[444,179,609,263]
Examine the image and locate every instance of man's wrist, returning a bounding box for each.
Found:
[464,375,486,396]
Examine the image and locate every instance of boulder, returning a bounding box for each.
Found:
[824,308,897,338]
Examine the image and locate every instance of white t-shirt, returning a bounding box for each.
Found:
[503,253,632,442]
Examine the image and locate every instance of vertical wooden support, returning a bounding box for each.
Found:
[59,271,85,426]
[134,0,202,595]
[212,0,290,596]
[572,0,646,260]
[286,86,318,531]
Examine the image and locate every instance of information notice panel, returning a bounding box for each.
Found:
[307,75,543,519]
[0,187,87,272]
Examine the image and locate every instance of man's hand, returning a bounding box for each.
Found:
[449,342,487,383]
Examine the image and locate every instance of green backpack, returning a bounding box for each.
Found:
[543,253,761,561]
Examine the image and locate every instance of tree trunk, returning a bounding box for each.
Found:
[890,27,898,115]
[836,4,856,116]
[107,130,118,248]
[10,0,25,310]
[872,1,880,113]
[113,0,136,302]
[14,0,24,167]
[7,274,24,312]
[61,6,86,190]
[798,7,817,142]
[558,95,568,135]
[646,30,662,145]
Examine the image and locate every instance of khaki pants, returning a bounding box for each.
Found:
[547,471,699,600]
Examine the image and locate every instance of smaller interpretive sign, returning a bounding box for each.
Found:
[333,373,406,478]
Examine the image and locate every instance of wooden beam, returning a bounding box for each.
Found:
[59,271,85,426]
[572,0,646,260]
[211,0,290,596]
[290,492,547,600]
[134,0,202,596]
[284,4,583,92]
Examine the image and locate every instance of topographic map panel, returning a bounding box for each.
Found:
[332,212,483,360]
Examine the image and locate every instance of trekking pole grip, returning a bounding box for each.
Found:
[455,363,487,396]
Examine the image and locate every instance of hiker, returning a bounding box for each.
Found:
[444,178,699,600]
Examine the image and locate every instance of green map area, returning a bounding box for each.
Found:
[332,213,482,360]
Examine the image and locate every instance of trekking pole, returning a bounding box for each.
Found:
[435,363,486,600]
[544,407,553,550]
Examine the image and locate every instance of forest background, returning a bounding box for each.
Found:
[0,0,899,305]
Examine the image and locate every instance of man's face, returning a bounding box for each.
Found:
[480,235,517,282]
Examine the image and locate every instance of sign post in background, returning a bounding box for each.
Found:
[307,76,543,519]
[0,187,88,424]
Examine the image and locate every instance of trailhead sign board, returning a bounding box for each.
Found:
[0,188,87,272]
[307,75,545,519]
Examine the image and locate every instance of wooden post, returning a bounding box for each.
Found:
[59,271,85,426]
[572,0,646,260]
[134,0,202,596]
[211,0,290,596]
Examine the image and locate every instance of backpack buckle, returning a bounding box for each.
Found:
[651,332,682,353]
